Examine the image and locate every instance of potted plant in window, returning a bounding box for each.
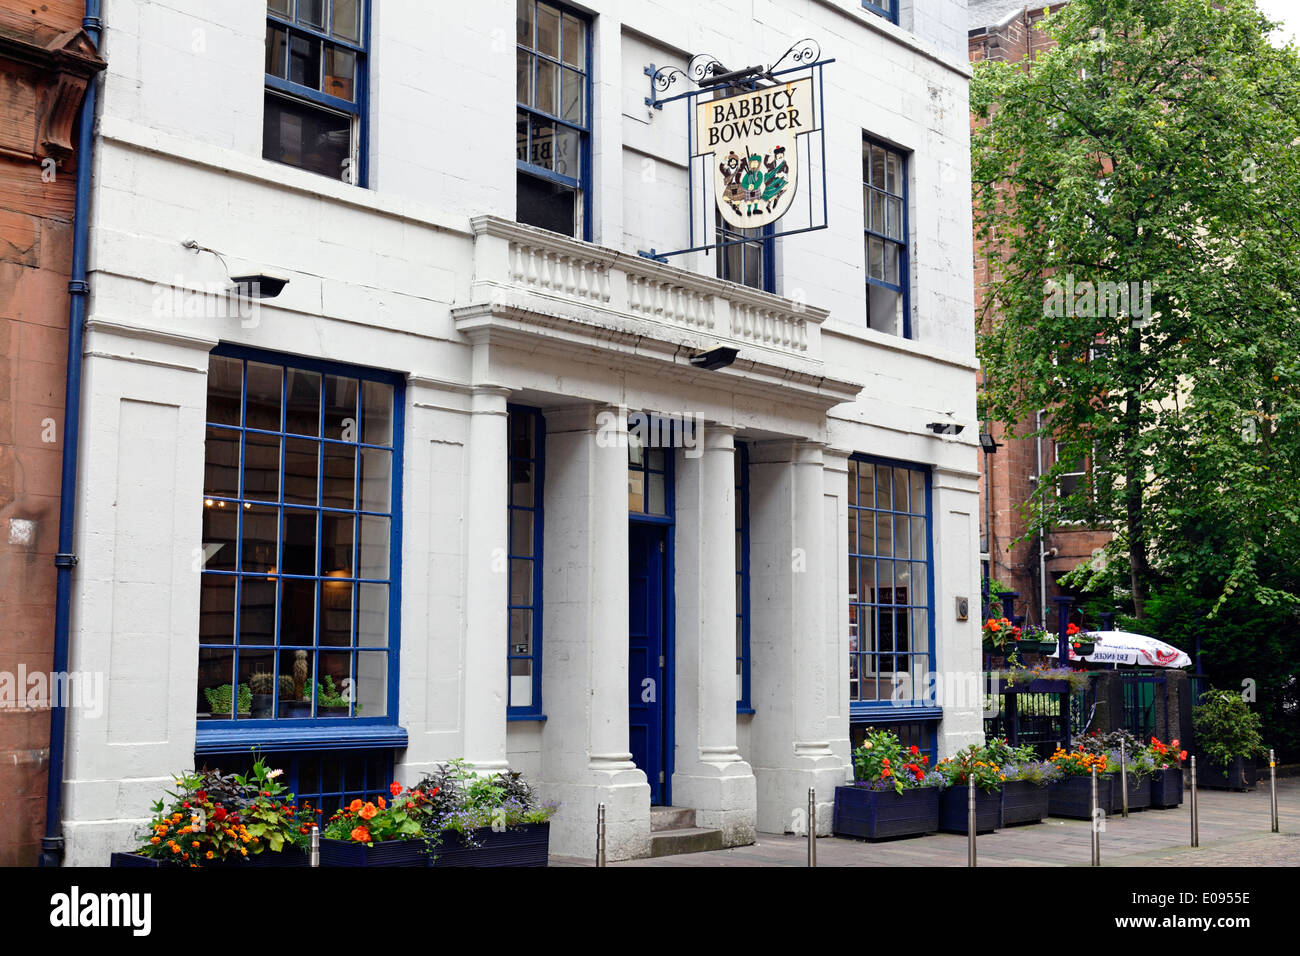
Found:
[247,672,281,719]
[416,761,557,866]
[316,676,360,717]
[1192,690,1264,790]
[985,738,1059,825]
[1148,736,1187,808]
[935,745,1004,834]
[203,682,252,719]
[833,728,941,841]
[111,756,313,867]
[1047,746,1115,818]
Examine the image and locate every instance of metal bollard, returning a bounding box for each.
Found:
[596,802,607,867]
[807,788,817,867]
[1120,741,1129,819]
[968,771,977,867]
[1090,767,1100,866]
[1190,756,1199,847]
[1270,748,1279,834]
[310,824,319,867]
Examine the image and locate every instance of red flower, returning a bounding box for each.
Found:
[194,791,207,802]
[213,806,227,822]
[389,781,403,797]
[921,755,929,765]
[909,745,919,756]
[1179,750,1188,761]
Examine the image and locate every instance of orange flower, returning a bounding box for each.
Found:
[350,826,371,843]
[349,798,364,812]
[359,802,378,821]
[389,781,402,797]
[377,796,386,810]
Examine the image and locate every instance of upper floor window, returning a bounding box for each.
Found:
[199,347,401,726]
[715,211,775,293]
[264,0,368,185]
[516,0,591,239]
[508,406,545,716]
[848,456,933,705]
[863,136,909,337]
[862,0,899,24]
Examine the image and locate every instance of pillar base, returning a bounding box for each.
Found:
[672,754,757,847]
[753,756,847,835]
[536,764,651,861]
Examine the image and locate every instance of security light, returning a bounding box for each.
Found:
[230,274,290,299]
[690,345,740,371]
[979,431,999,453]
[926,421,965,436]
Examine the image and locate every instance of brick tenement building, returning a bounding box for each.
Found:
[0,0,103,866]
[968,0,1112,627]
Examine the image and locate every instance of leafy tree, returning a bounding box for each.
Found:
[972,0,1300,618]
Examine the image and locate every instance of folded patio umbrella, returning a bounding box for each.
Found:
[1046,630,1193,668]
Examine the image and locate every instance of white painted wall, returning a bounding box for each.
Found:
[62,0,977,863]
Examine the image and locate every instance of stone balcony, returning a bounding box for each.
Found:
[452,217,861,407]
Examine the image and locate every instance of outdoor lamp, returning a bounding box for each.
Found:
[690,345,740,370]
[979,431,999,453]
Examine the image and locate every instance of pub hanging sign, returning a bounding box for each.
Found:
[696,77,814,229]
[640,40,831,262]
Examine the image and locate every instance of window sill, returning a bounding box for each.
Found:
[849,703,943,722]
[736,706,756,716]
[195,722,408,755]
[507,713,548,722]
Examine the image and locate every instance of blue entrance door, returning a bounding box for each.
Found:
[628,523,668,805]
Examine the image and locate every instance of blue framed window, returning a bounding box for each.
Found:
[863,135,910,337]
[516,0,592,239]
[735,441,752,712]
[205,748,394,817]
[508,405,545,717]
[861,0,899,24]
[199,346,402,735]
[715,212,776,293]
[264,0,369,186]
[848,455,934,708]
[627,420,673,518]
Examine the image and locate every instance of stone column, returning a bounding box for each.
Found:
[462,385,511,772]
[672,426,756,844]
[536,405,650,860]
[748,440,846,836]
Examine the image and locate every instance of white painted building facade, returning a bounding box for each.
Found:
[60,0,980,864]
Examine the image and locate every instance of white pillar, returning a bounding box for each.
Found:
[672,426,757,844]
[536,405,650,860]
[748,440,846,835]
[462,384,511,772]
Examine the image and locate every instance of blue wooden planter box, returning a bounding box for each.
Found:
[1197,757,1256,791]
[319,837,434,867]
[430,823,550,867]
[938,785,1002,834]
[1048,775,1114,819]
[1000,779,1049,826]
[1150,768,1183,808]
[833,785,939,841]
[1118,772,1152,811]
[110,848,308,867]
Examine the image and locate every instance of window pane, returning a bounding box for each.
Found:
[517,50,532,105]
[281,507,317,575]
[517,170,577,236]
[284,437,319,504]
[517,0,534,45]
[239,577,278,645]
[744,241,762,289]
[357,583,387,646]
[885,151,900,194]
[628,469,645,513]
[246,362,282,430]
[320,513,354,576]
[911,516,927,562]
[511,658,533,708]
[648,472,666,515]
[884,243,899,285]
[205,427,240,498]
[266,24,288,78]
[358,515,389,579]
[202,502,237,571]
[288,33,323,88]
[355,651,387,717]
[910,470,925,514]
[517,109,529,163]
[877,468,893,511]
[361,380,393,445]
[331,0,361,42]
[870,191,883,233]
[286,368,322,435]
[893,467,910,512]
[280,578,316,645]
[511,508,534,557]
[871,145,885,188]
[242,504,280,574]
[537,3,560,57]
[278,649,315,715]
[324,46,356,101]
[200,575,235,644]
[554,125,580,179]
[535,59,558,115]
[264,92,352,180]
[561,13,585,68]
[198,649,234,717]
[320,579,353,646]
[867,236,883,281]
[243,431,281,502]
[359,447,391,511]
[886,197,903,240]
[268,0,291,15]
[323,374,358,440]
[297,0,325,28]
[560,67,583,123]
[207,355,243,425]
[322,442,357,508]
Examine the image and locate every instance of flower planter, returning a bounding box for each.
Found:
[110,848,309,867]
[318,837,435,867]
[1150,768,1183,808]
[1119,773,1152,811]
[430,822,550,867]
[1000,780,1049,826]
[1013,641,1057,655]
[938,785,1002,834]
[1070,642,1096,656]
[1048,775,1114,819]
[1196,756,1257,792]
[832,785,940,841]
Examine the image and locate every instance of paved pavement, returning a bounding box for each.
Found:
[552,778,1299,867]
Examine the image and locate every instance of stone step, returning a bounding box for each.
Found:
[650,806,697,832]
[649,826,726,858]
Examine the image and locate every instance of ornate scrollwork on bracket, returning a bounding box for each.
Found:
[767,38,821,76]
[687,52,726,84]
[650,64,687,95]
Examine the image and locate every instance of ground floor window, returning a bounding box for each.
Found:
[199,346,402,727]
[202,748,394,817]
[850,720,937,765]
[848,455,934,706]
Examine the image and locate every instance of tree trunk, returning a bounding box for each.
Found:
[1123,386,1151,618]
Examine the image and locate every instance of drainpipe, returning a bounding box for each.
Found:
[39,0,103,868]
